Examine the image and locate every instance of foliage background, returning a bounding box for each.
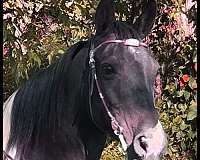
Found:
[3,0,197,159]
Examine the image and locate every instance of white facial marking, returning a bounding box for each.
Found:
[134,121,167,159]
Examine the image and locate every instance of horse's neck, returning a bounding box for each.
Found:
[76,102,107,160]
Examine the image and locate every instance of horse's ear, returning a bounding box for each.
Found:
[133,0,157,39]
[95,0,115,35]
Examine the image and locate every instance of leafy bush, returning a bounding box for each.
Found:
[148,1,197,159]
[3,0,197,159]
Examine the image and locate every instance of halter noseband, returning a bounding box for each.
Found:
[88,38,148,151]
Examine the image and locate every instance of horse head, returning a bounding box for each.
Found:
[87,0,167,159]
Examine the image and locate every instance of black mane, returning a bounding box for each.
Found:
[7,41,87,158]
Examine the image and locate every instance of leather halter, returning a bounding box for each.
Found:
[88,38,148,151]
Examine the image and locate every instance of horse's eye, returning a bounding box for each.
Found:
[101,64,115,79]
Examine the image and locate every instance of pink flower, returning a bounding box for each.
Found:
[3,47,9,56]
[192,63,197,72]
[179,80,185,88]
[154,74,162,98]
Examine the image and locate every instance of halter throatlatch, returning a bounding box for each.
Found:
[88,38,148,152]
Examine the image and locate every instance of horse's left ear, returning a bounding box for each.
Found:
[132,0,157,39]
[95,0,115,35]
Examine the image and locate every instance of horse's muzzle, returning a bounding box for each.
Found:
[132,121,167,160]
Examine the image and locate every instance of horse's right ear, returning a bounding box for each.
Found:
[95,0,115,35]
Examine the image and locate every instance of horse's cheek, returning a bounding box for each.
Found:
[113,109,140,146]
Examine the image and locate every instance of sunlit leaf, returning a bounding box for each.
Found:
[188,78,197,90]
[187,101,197,121]
[183,91,190,100]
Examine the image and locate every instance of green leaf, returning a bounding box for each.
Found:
[176,90,184,97]
[169,146,178,153]
[32,53,41,67]
[187,112,196,121]
[187,101,197,121]
[180,114,187,118]
[178,103,187,112]
[193,54,197,63]
[173,116,182,124]
[176,131,182,139]
[167,101,172,108]
[178,65,185,69]
[47,54,53,65]
[3,23,8,42]
[184,91,190,100]
[181,141,186,150]
[172,125,179,134]
[188,78,197,90]
[180,121,188,130]
[58,49,65,54]
[185,44,193,51]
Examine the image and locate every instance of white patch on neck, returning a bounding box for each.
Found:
[3,90,18,159]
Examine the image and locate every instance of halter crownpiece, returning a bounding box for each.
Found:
[89,38,148,152]
[89,38,148,58]
[105,39,148,47]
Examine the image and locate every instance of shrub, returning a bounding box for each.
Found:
[3,0,197,159]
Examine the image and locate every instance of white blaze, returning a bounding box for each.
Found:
[133,121,167,159]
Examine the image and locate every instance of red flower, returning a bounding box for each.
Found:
[182,74,190,82]
[179,74,190,88]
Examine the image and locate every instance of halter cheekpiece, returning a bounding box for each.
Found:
[88,38,148,152]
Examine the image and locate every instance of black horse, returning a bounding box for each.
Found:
[3,0,167,159]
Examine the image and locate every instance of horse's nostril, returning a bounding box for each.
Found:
[138,136,148,152]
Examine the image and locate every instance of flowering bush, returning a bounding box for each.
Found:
[147,0,197,159]
[3,0,197,159]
